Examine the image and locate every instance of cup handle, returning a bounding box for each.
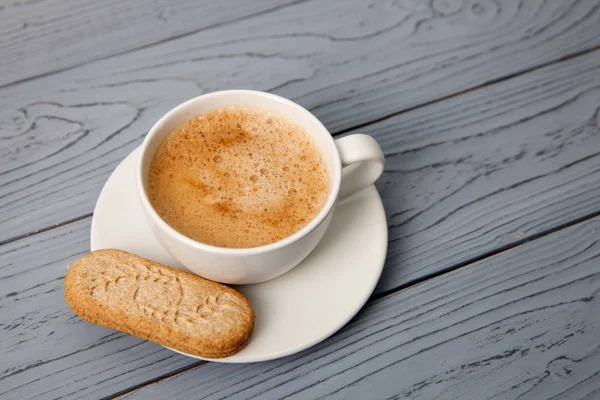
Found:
[335,134,385,199]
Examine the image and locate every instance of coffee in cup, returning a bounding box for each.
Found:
[147,106,330,248]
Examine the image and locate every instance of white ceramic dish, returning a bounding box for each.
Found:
[91,147,388,362]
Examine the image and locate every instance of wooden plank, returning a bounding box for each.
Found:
[118,215,600,400]
[0,0,301,87]
[0,218,198,400]
[2,0,600,243]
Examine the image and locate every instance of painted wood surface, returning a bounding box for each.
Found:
[2,1,600,399]
[121,215,600,400]
[2,0,600,243]
[369,48,600,292]
[2,49,600,397]
[0,0,301,87]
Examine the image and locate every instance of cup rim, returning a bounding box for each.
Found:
[136,90,342,255]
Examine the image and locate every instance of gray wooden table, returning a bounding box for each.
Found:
[2,1,600,399]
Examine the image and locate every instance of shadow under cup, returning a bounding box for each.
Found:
[136,90,342,284]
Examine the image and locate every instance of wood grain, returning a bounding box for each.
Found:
[369,47,600,292]
[119,215,600,400]
[0,218,199,400]
[3,2,600,398]
[2,0,600,243]
[0,0,302,87]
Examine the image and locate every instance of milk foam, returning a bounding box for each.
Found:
[148,106,330,248]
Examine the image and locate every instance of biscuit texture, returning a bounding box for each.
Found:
[64,249,254,358]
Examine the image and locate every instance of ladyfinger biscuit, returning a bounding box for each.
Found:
[64,249,254,358]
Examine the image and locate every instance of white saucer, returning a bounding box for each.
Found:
[91,147,388,363]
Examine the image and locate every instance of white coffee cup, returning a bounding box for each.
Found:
[136,90,384,284]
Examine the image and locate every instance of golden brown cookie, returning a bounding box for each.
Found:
[64,249,254,358]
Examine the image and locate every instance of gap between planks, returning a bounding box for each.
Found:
[102,207,600,400]
[3,42,600,249]
[0,213,93,247]
[333,43,600,137]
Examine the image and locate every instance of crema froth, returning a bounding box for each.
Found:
[148,106,330,248]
